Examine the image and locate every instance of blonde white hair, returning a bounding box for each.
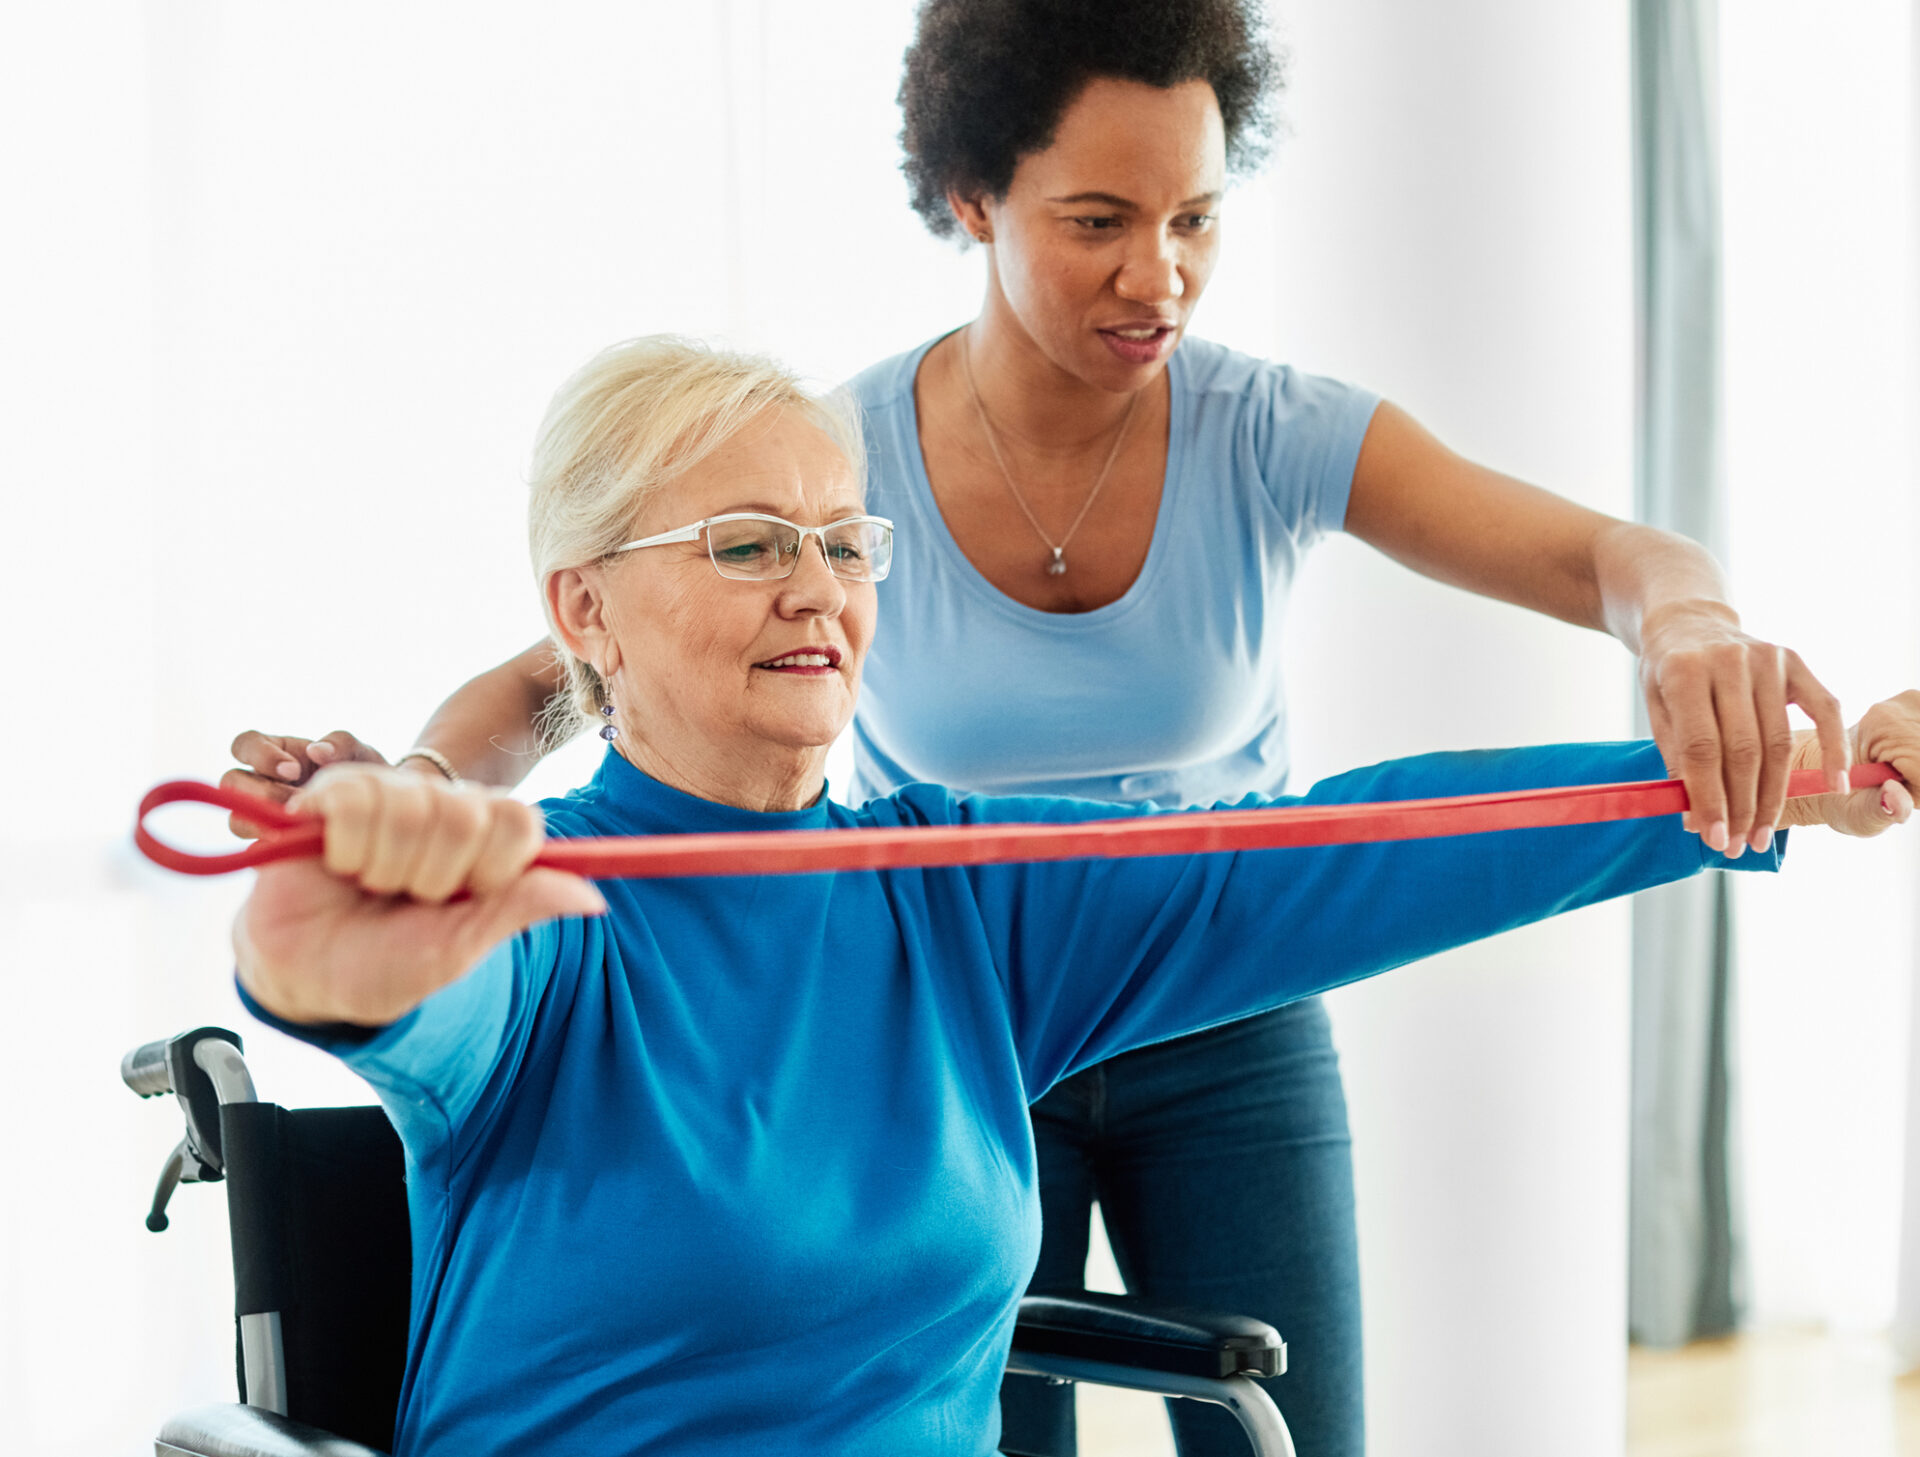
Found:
[527,335,868,748]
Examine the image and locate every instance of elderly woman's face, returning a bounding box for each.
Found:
[598,408,875,769]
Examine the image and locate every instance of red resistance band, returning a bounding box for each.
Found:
[136,765,1896,882]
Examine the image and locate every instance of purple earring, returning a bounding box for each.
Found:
[600,703,618,742]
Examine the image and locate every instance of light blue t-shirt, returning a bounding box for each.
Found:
[846,335,1381,807]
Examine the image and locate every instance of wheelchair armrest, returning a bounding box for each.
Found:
[1012,1291,1286,1380]
[156,1403,389,1457]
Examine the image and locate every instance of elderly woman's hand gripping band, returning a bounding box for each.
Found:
[228,765,606,1028]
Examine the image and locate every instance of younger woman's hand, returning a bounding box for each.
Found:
[222,729,391,838]
[1779,690,1920,836]
[1637,604,1851,855]
[233,763,605,1027]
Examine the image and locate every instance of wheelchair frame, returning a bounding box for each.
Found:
[126,1026,1297,1457]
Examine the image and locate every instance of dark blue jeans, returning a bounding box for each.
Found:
[999,1000,1362,1457]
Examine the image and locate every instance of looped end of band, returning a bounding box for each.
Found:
[133,780,324,876]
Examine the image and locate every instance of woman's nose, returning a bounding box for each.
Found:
[1114,234,1185,305]
[776,535,846,615]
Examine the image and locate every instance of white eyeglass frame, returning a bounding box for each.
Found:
[608,511,895,582]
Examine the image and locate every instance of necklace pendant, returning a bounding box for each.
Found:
[1046,549,1066,577]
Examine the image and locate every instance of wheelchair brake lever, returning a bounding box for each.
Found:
[145,1131,228,1233]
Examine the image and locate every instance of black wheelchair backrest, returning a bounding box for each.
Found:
[221,1102,412,1452]
[128,1028,413,1453]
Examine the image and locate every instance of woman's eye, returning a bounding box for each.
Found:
[1074,216,1122,231]
[716,541,771,561]
[1180,213,1217,231]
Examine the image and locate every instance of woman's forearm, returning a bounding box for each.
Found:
[413,640,566,790]
[1348,401,1740,645]
[1345,404,1852,847]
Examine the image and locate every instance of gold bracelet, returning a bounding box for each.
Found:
[395,747,461,784]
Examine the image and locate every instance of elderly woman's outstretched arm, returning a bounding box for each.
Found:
[234,698,1916,1116]
[942,698,1918,1096]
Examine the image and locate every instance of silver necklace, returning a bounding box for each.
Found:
[962,333,1139,577]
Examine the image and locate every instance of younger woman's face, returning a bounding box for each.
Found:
[974,77,1227,393]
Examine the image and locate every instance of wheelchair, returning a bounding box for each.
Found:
[126,1026,1297,1457]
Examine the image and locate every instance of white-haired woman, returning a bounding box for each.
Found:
[234,336,1914,1457]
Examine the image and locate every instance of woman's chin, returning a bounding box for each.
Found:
[745,678,857,749]
[749,709,854,755]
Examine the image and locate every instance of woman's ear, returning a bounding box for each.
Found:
[546,566,622,679]
[947,188,993,246]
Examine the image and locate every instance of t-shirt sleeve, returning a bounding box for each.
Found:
[1249,364,1381,541]
[236,914,578,1162]
[946,740,1781,1096]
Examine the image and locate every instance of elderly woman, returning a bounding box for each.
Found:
[236,337,1914,1457]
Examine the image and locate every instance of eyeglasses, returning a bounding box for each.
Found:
[609,512,894,583]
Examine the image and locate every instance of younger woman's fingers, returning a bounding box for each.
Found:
[230,730,315,782]
[218,766,294,839]
[1786,657,1851,795]
[1710,665,1762,858]
[1747,653,1795,848]
[312,729,388,768]
[1664,671,1729,849]
[1645,701,1690,834]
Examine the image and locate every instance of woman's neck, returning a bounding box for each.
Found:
[955,289,1150,452]
[615,735,827,814]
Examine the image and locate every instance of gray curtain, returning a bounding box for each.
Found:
[1628,0,1743,1347]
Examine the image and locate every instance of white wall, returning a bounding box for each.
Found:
[1270,4,1638,1452]
[1720,0,1920,1337]
[0,8,972,1453]
[7,4,1912,1455]
[3,4,1636,1454]
[1899,0,1920,1365]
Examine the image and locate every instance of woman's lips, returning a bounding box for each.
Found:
[1097,324,1178,365]
[756,649,841,676]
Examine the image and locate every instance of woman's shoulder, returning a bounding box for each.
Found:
[1175,336,1381,511]
[532,766,639,843]
[845,779,961,830]
[842,334,947,415]
[1175,335,1370,415]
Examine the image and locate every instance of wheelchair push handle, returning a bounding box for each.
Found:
[123,1028,254,1233]
[122,1038,174,1097]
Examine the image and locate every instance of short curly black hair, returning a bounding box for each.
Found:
[898,0,1284,241]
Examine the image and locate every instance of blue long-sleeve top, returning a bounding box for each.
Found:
[248,741,1780,1457]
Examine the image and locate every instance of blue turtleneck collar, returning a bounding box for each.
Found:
[562,746,837,836]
